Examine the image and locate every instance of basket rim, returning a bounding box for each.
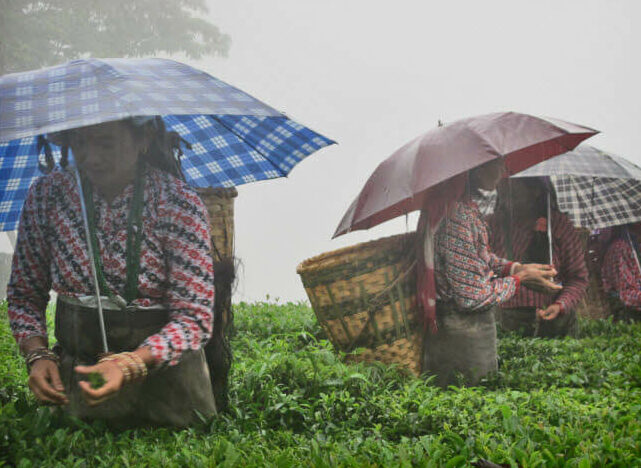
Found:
[296,231,416,275]
[196,187,239,198]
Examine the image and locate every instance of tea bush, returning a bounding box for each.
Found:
[1,301,640,467]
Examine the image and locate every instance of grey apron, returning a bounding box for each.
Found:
[423,302,498,387]
[54,296,217,427]
[497,306,578,338]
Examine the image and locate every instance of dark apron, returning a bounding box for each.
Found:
[607,294,641,323]
[496,306,578,338]
[54,296,217,427]
[423,302,498,387]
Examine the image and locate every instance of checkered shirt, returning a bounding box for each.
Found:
[488,210,588,312]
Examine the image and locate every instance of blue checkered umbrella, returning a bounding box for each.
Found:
[0,58,335,231]
[513,145,641,230]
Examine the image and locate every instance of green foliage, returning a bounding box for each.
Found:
[1,300,640,466]
[87,372,106,390]
[0,0,230,75]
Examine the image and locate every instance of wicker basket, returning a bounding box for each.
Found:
[297,232,422,375]
[196,187,238,412]
[197,187,238,262]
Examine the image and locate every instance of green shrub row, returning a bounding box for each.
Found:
[1,301,640,467]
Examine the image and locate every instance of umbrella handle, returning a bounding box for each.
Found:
[74,166,109,354]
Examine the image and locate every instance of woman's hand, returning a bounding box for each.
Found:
[537,303,563,321]
[75,360,125,406]
[514,263,563,294]
[74,347,154,406]
[28,359,68,405]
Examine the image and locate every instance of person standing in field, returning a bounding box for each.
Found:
[7,117,217,427]
[601,223,641,322]
[487,178,588,337]
[422,158,562,387]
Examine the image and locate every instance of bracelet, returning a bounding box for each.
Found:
[98,352,148,383]
[123,352,148,380]
[98,355,133,383]
[117,353,139,383]
[24,347,60,373]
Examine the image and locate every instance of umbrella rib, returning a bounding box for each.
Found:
[211,116,288,177]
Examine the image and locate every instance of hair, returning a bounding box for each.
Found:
[129,117,188,181]
[43,117,188,181]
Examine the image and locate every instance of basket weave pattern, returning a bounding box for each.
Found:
[197,187,237,262]
[297,232,422,375]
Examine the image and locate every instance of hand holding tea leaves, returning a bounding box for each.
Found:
[28,359,68,405]
[513,263,562,294]
[75,348,153,406]
[21,337,67,405]
[537,303,563,321]
[75,360,126,406]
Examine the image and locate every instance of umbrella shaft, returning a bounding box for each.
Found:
[547,193,553,264]
[74,167,109,354]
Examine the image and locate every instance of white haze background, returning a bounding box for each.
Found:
[6,1,636,302]
[194,0,641,303]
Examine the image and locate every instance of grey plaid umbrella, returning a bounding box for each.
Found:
[513,145,641,230]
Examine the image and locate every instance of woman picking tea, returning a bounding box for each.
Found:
[422,158,561,386]
[487,178,588,337]
[7,117,217,427]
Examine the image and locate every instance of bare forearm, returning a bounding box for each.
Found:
[19,336,48,355]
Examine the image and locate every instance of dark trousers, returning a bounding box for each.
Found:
[54,297,217,427]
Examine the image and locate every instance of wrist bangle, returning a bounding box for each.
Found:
[24,348,60,373]
[98,352,147,384]
[98,355,132,383]
[123,352,148,380]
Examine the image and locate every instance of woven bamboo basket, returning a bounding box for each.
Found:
[197,187,238,262]
[297,232,422,375]
[196,186,238,412]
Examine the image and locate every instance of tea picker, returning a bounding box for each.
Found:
[310,112,597,384]
[1,58,334,425]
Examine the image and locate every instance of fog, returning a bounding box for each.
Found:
[192,0,640,302]
[2,1,639,303]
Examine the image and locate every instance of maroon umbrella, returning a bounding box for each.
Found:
[333,112,598,237]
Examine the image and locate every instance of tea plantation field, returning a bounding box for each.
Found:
[1,301,640,467]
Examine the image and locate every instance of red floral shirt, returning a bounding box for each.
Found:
[7,166,214,366]
[602,237,641,309]
[434,200,519,311]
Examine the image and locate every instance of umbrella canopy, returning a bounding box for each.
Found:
[513,145,641,230]
[333,112,597,237]
[0,58,334,231]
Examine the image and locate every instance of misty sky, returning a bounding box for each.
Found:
[189,0,640,303]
